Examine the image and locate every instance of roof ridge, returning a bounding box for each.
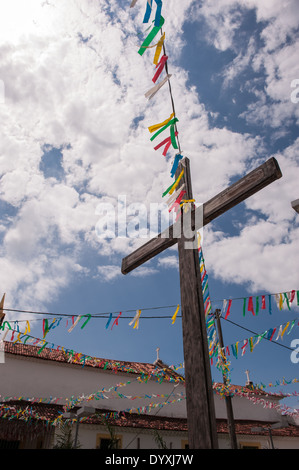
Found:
[3,341,184,381]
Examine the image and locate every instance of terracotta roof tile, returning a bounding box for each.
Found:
[5,342,282,398]
[1,402,299,438]
[216,419,299,437]
[4,342,184,382]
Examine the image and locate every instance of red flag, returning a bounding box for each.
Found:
[154,131,178,156]
[111,312,122,330]
[224,299,232,319]
[247,297,255,315]
[152,55,168,83]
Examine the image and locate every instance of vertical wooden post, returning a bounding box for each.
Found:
[214,309,238,449]
[0,294,6,327]
[176,158,218,449]
[121,156,282,448]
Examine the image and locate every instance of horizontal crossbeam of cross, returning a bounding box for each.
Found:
[121,157,282,274]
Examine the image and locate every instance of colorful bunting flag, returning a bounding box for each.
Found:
[145,74,172,100]
[261,295,266,309]
[150,117,178,141]
[247,296,255,316]
[111,312,122,330]
[168,189,186,213]
[143,0,163,28]
[224,299,232,320]
[171,304,180,325]
[152,54,168,83]
[153,32,165,65]
[148,112,174,133]
[255,296,259,315]
[162,169,184,197]
[170,154,183,178]
[129,310,142,329]
[154,131,178,156]
[138,16,165,56]
[68,315,82,333]
[106,313,113,329]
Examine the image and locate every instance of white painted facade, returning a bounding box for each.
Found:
[1,349,298,449]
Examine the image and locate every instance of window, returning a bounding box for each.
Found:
[96,433,122,450]
[0,440,20,450]
[239,441,261,449]
[181,439,189,449]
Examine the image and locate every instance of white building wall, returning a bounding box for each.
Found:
[218,433,299,450]
[1,354,187,417]
[1,354,286,424]
[215,394,284,423]
[57,423,299,450]
[71,424,188,450]
[2,352,298,449]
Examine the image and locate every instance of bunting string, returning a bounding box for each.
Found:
[1,2,298,430]
[213,318,299,361]
[1,287,298,340]
[131,0,182,194]
[218,289,299,319]
[1,376,298,410]
[1,376,298,428]
[3,288,298,320]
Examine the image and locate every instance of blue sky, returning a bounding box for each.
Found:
[0,0,299,413]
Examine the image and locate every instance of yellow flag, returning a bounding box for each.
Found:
[172,305,180,324]
[129,310,142,330]
[24,321,31,335]
[134,310,141,329]
[279,293,283,310]
[169,169,184,195]
[148,112,174,133]
[153,32,165,65]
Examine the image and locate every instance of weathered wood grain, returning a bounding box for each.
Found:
[121,155,282,449]
[121,157,282,274]
[176,158,218,449]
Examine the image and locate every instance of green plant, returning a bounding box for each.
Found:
[97,414,120,449]
[53,423,81,449]
[153,429,168,449]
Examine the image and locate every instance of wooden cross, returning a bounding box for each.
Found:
[121,156,282,449]
[0,294,6,327]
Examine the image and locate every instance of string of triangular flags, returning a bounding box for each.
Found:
[1,377,298,426]
[130,1,192,219]
[222,289,299,319]
[0,373,297,412]
[1,287,298,339]
[197,234,219,358]
[196,233,230,382]
[130,3,224,378]
[212,318,299,362]
[0,315,92,340]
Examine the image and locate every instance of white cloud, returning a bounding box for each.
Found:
[158,255,179,269]
[202,138,299,293]
[97,265,122,282]
[190,0,244,51]
[131,266,159,277]
[192,0,299,128]
[222,37,256,88]
[0,0,298,308]
[97,263,158,282]
[192,0,299,53]
[204,220,299,293]
[245,139,299,223]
